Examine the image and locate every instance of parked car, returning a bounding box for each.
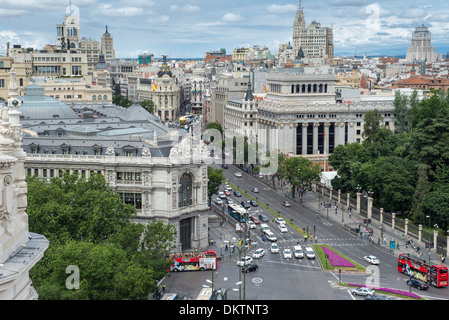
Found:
[304,246,315,259]
[364,255,380,265]
[234,191,242,197]
[224,185,232,191]
[250,216,260,224]
[293,245,304,259]
[250,200,258,207]
[283,248,292,259]
[251,187,259,193]
[407,279,429,290]
[215,198,223,205]
[237,256,253,267]
[253,248,265,259]
[351,287,375,296]
[275,217,286,224]
[241,262,258,273]
[278,224,288,233]
[265,231,277,242]
[282,201,291,207]
[259,214,269,222]
[219,192,226,199]
[246,220,256,229]
[270,242,280,253]
[365,294,390,300]
[235,172,243,177]
[241,201,250,209]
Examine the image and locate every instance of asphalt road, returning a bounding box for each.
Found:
[161,165,448,301]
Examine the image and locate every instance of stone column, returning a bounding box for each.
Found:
[329,186,333,200]
[379,208,383,225]
[392,212,396,230]
[313,122,319,154]
[324,122,330,155]
[356,192,361,213]
[338,189,341,204]
[347,193,350,209]
[302,123,308,155]
[367,196,373,219]
[447,234,449,259]
[418,224,422,242]
[433,229,438,253]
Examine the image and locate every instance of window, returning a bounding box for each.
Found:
[179,173,193,208]
[0,79,4,88]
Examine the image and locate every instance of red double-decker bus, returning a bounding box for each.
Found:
[398,253,448,288]
[168,249,217,272]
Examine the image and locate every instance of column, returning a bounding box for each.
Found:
[433,229,438,253]
[313,122,319,154]
[379,208,383,225]
[392,213,396,230]
[329,186,333,200]
[418,224,422,242]
[446,234,449,259]
[337,190,341,204]
[356,192,361,213]
[324,122,330,155]
[302,123,308,155]
[346,193,350,209]
[404,218,409,237]
[367,196,373,220]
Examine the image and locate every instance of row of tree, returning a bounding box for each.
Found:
[329,89,449,232]
[112,94,156,113]
[28,173,177,300]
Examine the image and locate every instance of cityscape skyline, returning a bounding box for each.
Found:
[0,0,448,59]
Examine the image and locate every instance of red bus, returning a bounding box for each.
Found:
[168,250,217,272]
[398,253,448,288]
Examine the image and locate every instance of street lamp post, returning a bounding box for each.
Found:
[426,215,431,264]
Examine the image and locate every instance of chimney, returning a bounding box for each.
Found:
[7,42,10,56]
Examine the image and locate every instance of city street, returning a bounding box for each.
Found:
[161,165,448,301]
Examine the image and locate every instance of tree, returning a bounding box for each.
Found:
[112,94,132,108]
[140,99,156,113]
[393,90,411,134]
[420,191,449,231]
[411,164,431,224]
[277,155,320,198]
[207,166,225,205]
[362,109,392,147]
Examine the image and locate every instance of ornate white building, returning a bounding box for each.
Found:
[0,68,49,300]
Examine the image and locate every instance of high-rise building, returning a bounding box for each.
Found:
[406,25,441,62]
[292,1,333,59]
[56,4,81,50]
[101,26,115,62]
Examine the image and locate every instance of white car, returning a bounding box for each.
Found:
[225,185,232,191]
[218,192,226,199]
[253,248,265,259]
[278,224,288,233]
[234,172,242,177]
[246,220,256,229]
[282,201,291,207]
[305,247,315,259]
[215,198,223,205]
[275,217,286,224]
[265,231,277,242]
[283,248,292,259]
[293,246,304,259]
[350,287,375,296]
[237,256,253,267]
[270,242,280,253]
[364,255,380,265]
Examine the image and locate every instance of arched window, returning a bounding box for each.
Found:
[98,95,102,100]
[308,84,312,93]
[179,173,193,208]
[103,95,107,100]
[92,95,97,100]
[302,84,306,93]
[296,84,300,93]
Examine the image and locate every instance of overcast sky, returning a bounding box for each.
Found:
[0,0,448,59]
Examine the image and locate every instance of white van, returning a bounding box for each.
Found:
[305,246,316,259]
[293,245,304,259]
[265,231,277,242]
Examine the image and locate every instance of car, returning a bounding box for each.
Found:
[226,197,234,204]
[215,198,223,205]
[350,287,375,296]
[250,200,258,207]
[293,245,304,258]
[234,191,242,197]
[251,187,259,193]
[224,190,231,196]
[241,201,250,209]
[224,185,232,191]
[304,246,316,259]
[250,216,260,224]
[407,279,429,290]
[219,192,226,199]
[265,231,277,242]
[241,262,258,273]
[275,217,286,224]
[282,201,291,207]
[278,224,288,233]
[260,223,270,234]
[364,255,380,265]
[246,220,256,229]
[253,248,265,259]
[221,164,228,169]
[270,242,280,253]
[237,256,253,267]
[364,294,390,300]
[283,248,292,259]
[235,172,243,177]
[259,214,269,222]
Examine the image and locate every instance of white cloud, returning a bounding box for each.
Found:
[98,4,146,17]
[0,9,27,16]
[222,13,242,22]
[184,5,200,13]
[147,15,170,24]
[266,4,296,14]
[170,5,178,10]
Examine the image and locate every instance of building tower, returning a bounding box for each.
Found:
[406,25,438,62]
[292,0,306,54]
[56,3,81,50]
[0,68,49,300]
[101,26,115,62]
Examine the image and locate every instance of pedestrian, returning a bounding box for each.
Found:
[225,244,228,252]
